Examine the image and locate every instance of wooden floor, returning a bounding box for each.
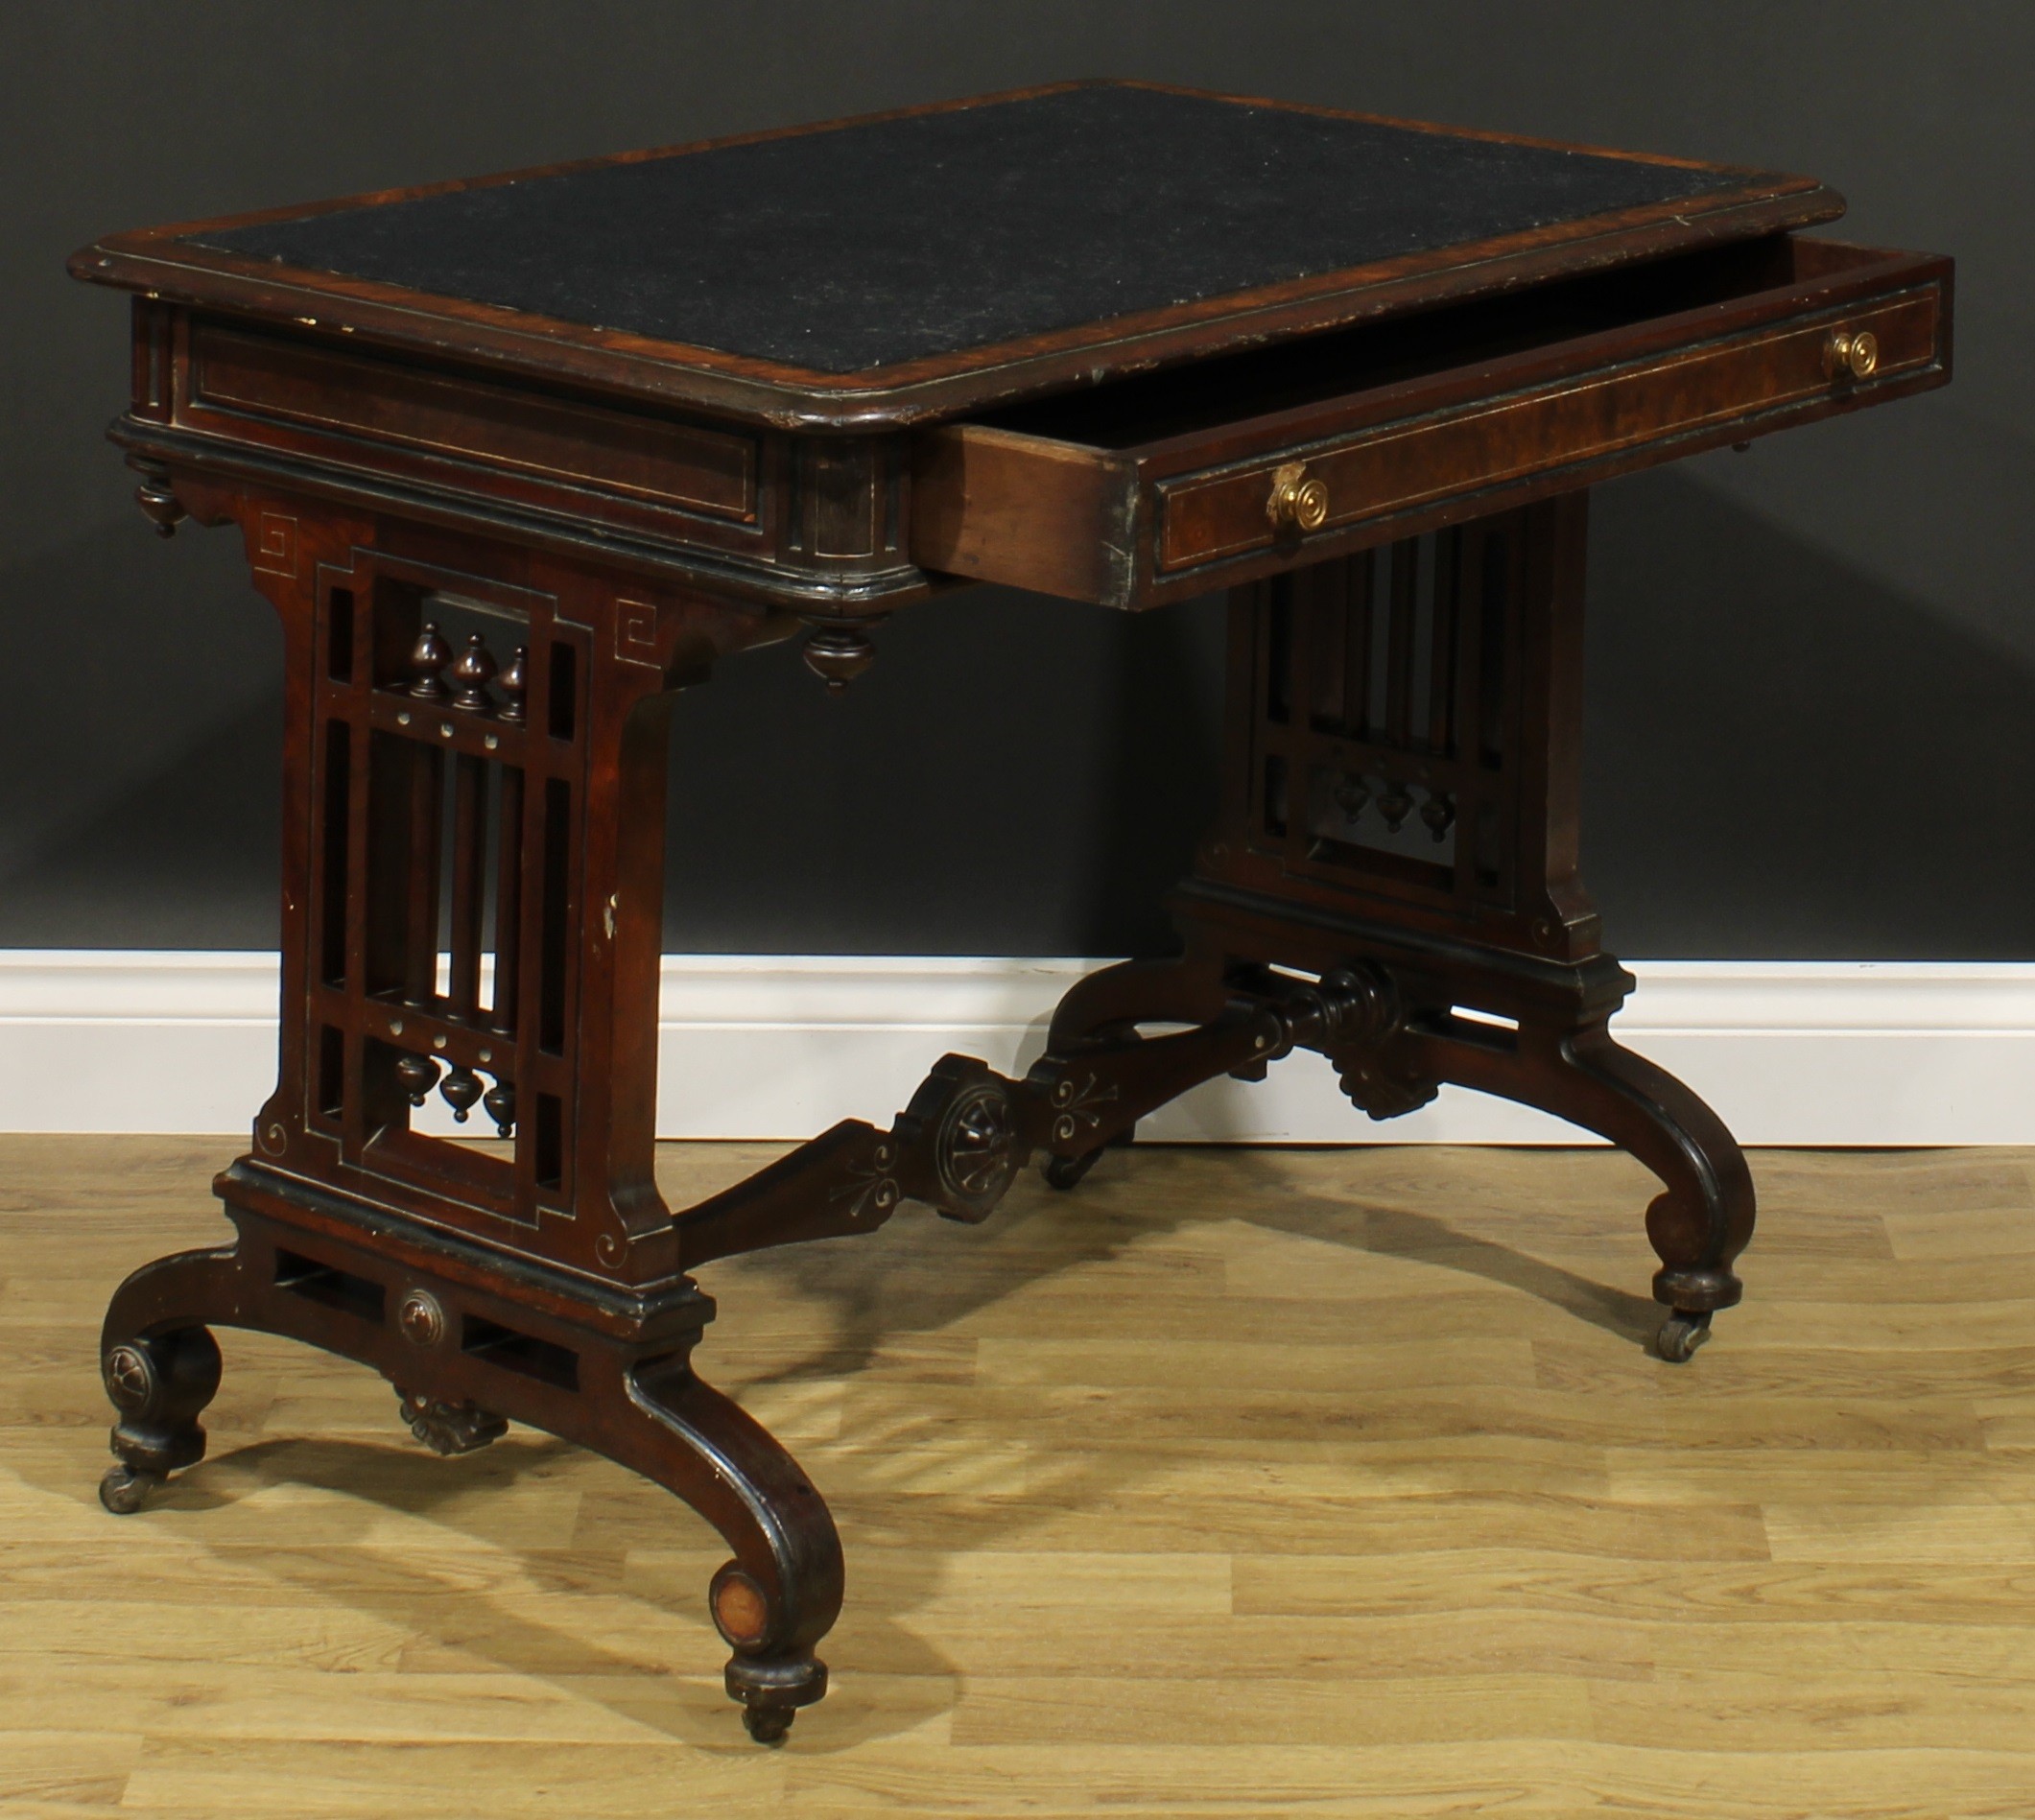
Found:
[3,1137,2032,1817]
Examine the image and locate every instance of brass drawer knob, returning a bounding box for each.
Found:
[1824,327,1880,381]
[1266,461,1330,532]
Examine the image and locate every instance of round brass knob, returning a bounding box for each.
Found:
[1266,461,1330,532]
[1824,328,1880,381]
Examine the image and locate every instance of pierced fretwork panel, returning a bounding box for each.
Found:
[305,565,588,1230]
[1249,514,1526,913]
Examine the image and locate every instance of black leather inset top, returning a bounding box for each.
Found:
[191,85,1739,375]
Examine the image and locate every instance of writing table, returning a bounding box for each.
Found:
[71,82,1952,1740]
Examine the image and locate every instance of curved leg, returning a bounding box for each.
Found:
[1039,947,1234,1188]
[1047,951,1227,1052]
[99,1189,840,1741]
[603,1356,844,1743]
[97,1242,241,1511]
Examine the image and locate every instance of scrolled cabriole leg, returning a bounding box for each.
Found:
[1550,1025,1755,1358]
[610,1357,843,1743]
[1406,1007,1756,1359]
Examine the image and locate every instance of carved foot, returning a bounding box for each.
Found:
[1656,1310,1713,1364]
[98,1463,164,1514]
[1042,1147,1103,1191]
[394,1385,509,1454]
[1414,1008,1756,1335]
[605,1363,841,1741]
[98,1321,224,1511]
[724,1628,826,1750]
[1041,1123,1134,1192]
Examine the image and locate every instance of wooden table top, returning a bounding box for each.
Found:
[73,82,1844,426]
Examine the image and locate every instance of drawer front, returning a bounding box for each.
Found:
[1156,285,1942,575]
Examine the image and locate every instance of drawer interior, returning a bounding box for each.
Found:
[971,234,1871,454]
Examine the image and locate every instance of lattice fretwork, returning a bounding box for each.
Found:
[304,561,589,1231]
[1219,495,1596,959]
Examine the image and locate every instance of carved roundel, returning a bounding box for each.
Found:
[935,1081,1020,1218]
[397,1289,446,1348]
[103,1343,155,1412]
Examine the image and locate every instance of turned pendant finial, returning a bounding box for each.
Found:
[393,1052,441,1107]
[132,462,186,537]
[801,623,877,694]
[483,1078,516,1139]
[439,1066,483,1123]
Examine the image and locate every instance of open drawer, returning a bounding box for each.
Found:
[910,235,1952,609]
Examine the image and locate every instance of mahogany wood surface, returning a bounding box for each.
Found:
[68,84,1951,1745]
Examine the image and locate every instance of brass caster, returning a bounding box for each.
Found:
[99,1463,163,1514]
[1656,1310,1713,1363]
[743,1704,796,1744]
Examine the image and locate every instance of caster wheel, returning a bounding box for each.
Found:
[1042,1148,1102,1192]
[99,1463,162,1514]
[743,1705,795,1744]
[1656,1311,1713,1363]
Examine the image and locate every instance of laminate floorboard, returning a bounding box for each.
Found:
[2,1136,2031,1817]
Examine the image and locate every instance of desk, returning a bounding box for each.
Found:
[71,83,1952,1741]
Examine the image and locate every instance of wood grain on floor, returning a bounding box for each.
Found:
[2,1135,2031,1817]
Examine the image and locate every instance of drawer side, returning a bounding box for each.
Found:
[911,426,1136,604]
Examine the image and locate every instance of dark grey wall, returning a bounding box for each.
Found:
[5,2,2029,957]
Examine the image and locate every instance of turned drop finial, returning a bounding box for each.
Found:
[483,1078,517,1139]
[393,1052,441,1107]
[801,624,877,694]
[439,1066,483,1123]
[132,463,185,537]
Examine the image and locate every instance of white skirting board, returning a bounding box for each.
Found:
[1,952,2033,1144]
